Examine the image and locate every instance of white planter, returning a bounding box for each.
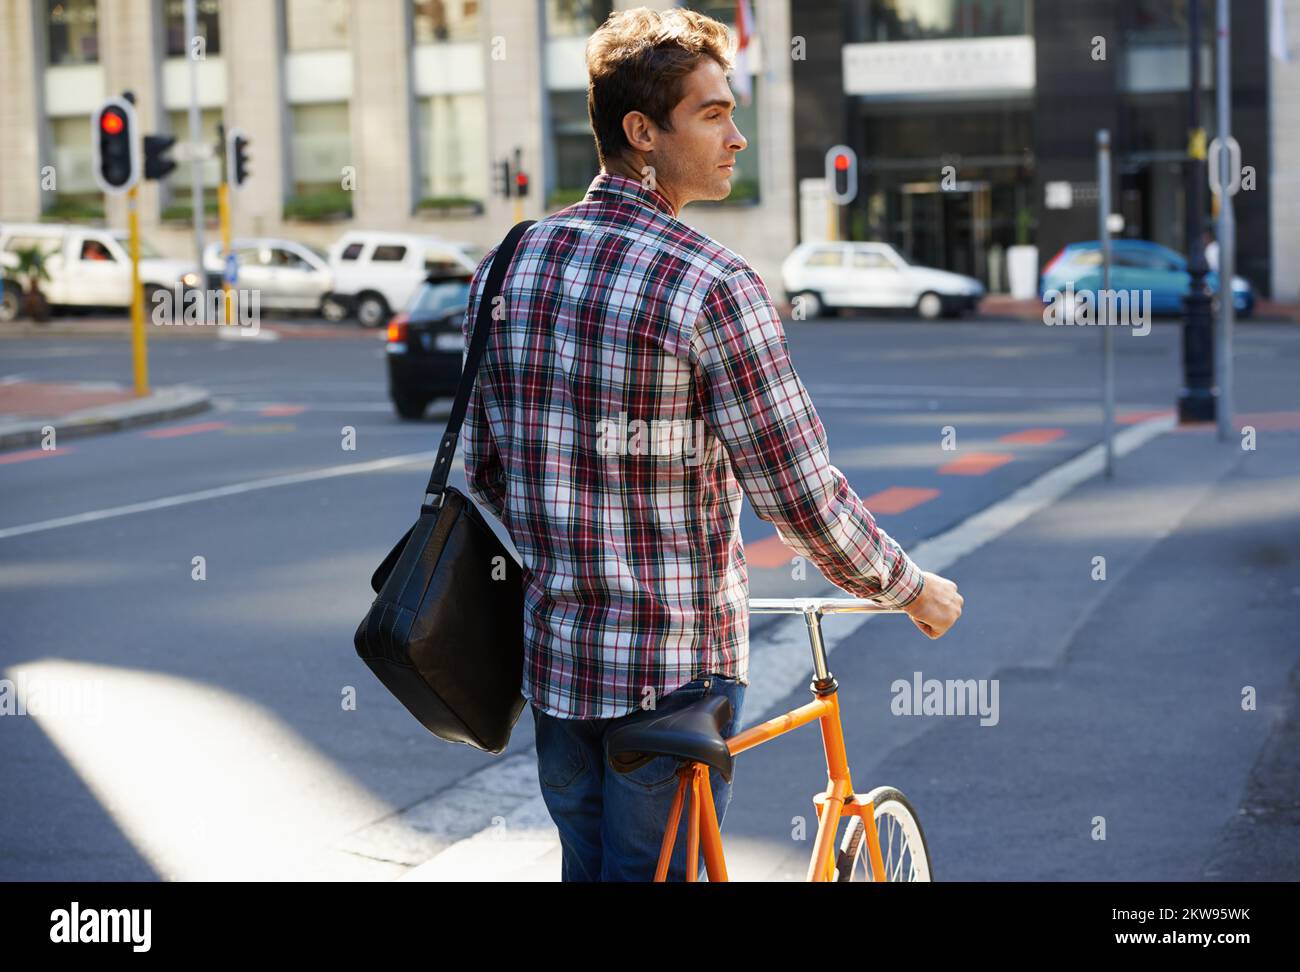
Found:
[1007,245,1039,299]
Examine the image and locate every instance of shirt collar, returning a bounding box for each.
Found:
[583,169,678,218]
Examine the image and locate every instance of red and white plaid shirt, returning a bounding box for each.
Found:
[462,170,925,720]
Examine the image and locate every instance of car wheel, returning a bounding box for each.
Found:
[0,286,18,323]
[916,292,944,320]
[356,294,390,329]
[791,290,823,320]
[320,296,348,322]
[393,394,428,420]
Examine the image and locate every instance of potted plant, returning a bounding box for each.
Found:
[11,245,52,323]
[1006,206,1038,300]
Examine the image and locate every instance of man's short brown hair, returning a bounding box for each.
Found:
[585,7,735,169]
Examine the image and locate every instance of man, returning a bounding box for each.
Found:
[461,6,962,881]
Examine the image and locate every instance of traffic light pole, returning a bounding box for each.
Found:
[183,0,206,292]
[1179,0,1217,424]
[218,179,233,325]
[127,184,149,395]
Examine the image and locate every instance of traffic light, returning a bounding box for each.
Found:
[515,169,529,198]
[227,129,251,188]
[143,134,177,180]
[91,97,141,194]
[824,144,858,205]
[493,159,511,198]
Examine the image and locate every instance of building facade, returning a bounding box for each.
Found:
[0,0,798,289]
[3,0,1296,301]
[790,0,1294,299]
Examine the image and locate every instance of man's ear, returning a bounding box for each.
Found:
[621,110,654,155]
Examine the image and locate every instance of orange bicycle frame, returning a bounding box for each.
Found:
[652,597,898,882]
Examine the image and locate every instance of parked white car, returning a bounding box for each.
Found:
[0,250,19,322]
[326,231,482,328]
[781,241,984,319]
[0,222,200,310]
[202,238,343,318]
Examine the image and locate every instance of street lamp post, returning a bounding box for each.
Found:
[1179,0,1217,423]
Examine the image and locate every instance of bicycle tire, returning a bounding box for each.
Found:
[834,786,933,882]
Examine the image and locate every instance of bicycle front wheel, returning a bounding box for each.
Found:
[835,786,932,882]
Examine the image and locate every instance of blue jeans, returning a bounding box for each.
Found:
[530,673,746,881]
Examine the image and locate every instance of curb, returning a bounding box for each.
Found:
[0,384,211,451]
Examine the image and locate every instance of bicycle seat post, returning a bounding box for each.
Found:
[802,605,837,695]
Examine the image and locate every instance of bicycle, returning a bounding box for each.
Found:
[605,596,933,882]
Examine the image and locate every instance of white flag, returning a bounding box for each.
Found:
[1271,0,1291,62]
[732,0,755,106]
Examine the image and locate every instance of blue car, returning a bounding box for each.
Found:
[1040,239,1255,318]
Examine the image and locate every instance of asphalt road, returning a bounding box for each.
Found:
[1,314,1296,879]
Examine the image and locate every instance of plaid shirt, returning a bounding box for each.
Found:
[461,170,925,720]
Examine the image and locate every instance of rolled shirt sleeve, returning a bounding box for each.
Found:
[688,265,926,609]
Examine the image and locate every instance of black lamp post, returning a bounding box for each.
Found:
[1179,0,1217,423]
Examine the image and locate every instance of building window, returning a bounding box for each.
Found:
[412,0,479,42]
[286,0,350,51]
[163,0,221,57]
[546,90,598,207]
[286,102,353,219]
[847,0,1030,42]
[415,92,487,207]
[1123,0,1213,44]
[160,108,222,220]
[46,0,100,66]
[546,0,612,38]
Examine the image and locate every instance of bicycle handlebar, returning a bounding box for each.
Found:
[747,596,907,615]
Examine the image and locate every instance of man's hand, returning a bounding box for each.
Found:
[903,571,963,639]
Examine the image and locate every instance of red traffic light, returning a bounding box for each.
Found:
[833,153,849,171]
[101,112,124,135]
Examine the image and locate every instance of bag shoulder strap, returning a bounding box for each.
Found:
[423,218,535,510]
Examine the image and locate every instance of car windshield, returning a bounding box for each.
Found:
[115,235,161,259]
[407,280,470,320]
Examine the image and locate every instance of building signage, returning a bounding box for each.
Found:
[843,36,1035,99]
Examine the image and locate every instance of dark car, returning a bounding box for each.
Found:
[385,271,471,419]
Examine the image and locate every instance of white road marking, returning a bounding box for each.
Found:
[399,413,1177,882]
[0,451,453,540]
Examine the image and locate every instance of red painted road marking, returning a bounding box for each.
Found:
[142,420,229,439]
[859,486,941,514]
[745,533,798,568]
[0,447,73,465]
[1117,408,1175,425]
[999,428,1065,445]
[259,405,307,417]
[1237,410,1300,431]
[744,486,941,567]
[937,452,1015,476]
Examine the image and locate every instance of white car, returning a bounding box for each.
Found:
[326,231,482,328]
[0,222,201,310]
[781,241,984,319]
[202,238,342,318]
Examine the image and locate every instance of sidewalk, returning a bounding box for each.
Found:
[400,414,1300,881]
[979,293,1300,323]
[0,378,210,451]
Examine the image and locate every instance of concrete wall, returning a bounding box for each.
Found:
[1271,0,1300,301]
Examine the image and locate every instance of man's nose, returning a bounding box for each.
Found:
[727,122,747,151]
